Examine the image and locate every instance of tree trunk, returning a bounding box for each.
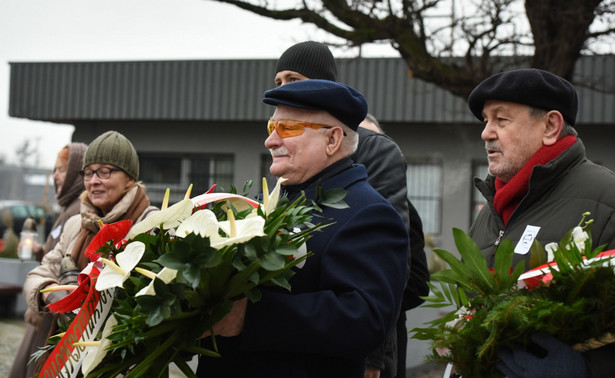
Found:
[526,0,601,81]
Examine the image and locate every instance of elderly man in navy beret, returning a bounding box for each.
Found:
[196,79,409,378]
[275,41,430,378]
[468,68,615,377]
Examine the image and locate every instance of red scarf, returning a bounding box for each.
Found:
[494,135,576,225]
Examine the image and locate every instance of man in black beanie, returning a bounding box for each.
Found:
[272,40,430,378]
[274,41,337,86]
[468,68,615,377]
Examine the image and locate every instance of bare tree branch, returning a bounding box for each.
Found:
[207,0,615,98]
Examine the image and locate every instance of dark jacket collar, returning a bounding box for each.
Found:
[283,157,353,200]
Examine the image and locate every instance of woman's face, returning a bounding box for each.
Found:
[53,158,68,193]
[83,163,134,215]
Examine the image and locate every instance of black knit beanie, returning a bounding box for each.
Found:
[83,131,139,180]
[275,41,337,81]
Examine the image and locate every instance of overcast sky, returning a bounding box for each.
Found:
[0,0,397,169]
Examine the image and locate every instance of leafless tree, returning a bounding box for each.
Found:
[15,140,37,168]
[208,0,615,98]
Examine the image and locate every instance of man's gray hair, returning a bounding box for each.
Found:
[528,106,578,138]
[341,125,359,156]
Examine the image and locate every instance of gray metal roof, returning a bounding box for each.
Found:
[9,56,615,125]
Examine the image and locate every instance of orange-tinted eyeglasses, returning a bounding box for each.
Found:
[267,119,333,138]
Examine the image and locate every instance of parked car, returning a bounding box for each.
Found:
[0,200,53,239]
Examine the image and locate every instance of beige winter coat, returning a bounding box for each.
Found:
[24,185,157,313]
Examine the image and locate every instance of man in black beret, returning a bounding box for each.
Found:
[197,79,409,378]
[273,41,430,378]
[468,68,615,377]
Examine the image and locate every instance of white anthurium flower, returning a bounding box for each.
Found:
[545,242,559,262]
[191,193,259,212]
[571,226,589,252]
[79,315,118,377]
[263,177,288,215]
[294,242,308,269]
[175,209,220,238]
[127,186,194,239]
[135,267,178,297]
[211,210,266,249]
[95,242,146,291]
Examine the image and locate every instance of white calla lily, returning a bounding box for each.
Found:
[263,177,288,215]
[127,186,194,238]
[95,242,145,291]
[212,210,265,249]
[80,315,118,377]
[545,242,558,262]
[175,209,220,238]
[135,267,178,297]
[572,226,589,252]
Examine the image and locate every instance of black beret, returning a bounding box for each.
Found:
[468,68,578,126]
[263,79,368,131]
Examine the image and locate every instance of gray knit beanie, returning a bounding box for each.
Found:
[275,41,337,81]
[83,131,139,180]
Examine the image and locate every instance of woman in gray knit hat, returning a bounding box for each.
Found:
[21,131,158,374]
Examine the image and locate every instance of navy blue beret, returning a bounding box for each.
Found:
[263,79,368,131]
[468,68,578,126]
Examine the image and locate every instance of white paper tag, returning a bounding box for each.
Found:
[514,225,541,255]
[50,224,62,239]
[292,227,307,268]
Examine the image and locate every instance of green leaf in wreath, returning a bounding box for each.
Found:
[243,243,259,261]
[317,188,350,209]
[269,274,292,291]
[245,288,262,302]
[207,261,234,299]
[274,244,298,256]
[528,239,547,270]
[133,278,179,326]
[224,260,261,299]
[431,269,474,296]
[492,239,525,289]
[260,250,286,271]
[452,228,496,294]
[182,264,202,289]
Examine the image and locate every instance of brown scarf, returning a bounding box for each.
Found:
[494,135,576,225]
[71,185,151,270]
[39,143,88,260]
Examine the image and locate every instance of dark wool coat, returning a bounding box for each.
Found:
[469,139,615,270]
[352,127,430,376]
[197,163,409,378]
[470,138,615,377]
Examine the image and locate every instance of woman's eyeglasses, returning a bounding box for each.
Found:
[267,119,334,138]
[80,167,122,181]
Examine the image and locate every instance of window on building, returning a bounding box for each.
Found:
[471,161,489,223]
[139,153,234,207]
[407,159,443,235]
